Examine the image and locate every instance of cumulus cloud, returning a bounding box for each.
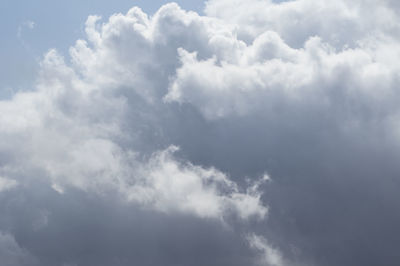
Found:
[0,48,266,223]
[205,0,400,48]
[2,0,400,265]
[4,3,269,219]
[125,146,267,220]
[0,4,274,264]
[167,11,400,126]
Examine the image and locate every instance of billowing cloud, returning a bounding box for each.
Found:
[1,0,400,265]
[205,0,400,48]
[0,5,267,222]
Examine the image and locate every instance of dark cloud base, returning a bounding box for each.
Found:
[0,183,256,266]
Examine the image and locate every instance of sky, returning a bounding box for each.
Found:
[0,0,204,96]
[1,1,400,266]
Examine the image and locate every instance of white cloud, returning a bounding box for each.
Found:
[164,1,400,149]
[0,4,268,222]
[3,1,400,264]
[205,0,400,48]
[248,234,285,266]
[125,146,267,220]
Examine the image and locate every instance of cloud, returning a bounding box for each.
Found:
[17,20,35,38]
[0,232,38,266]
[0,177,18,192]
[17,20,36,54]
[2,0,400,265]
[0,48,266,222]
[205,0,400,48]
[166,18,400,125]
[1,6,269,265]
[125,146,267,220]
[247,234,284,266]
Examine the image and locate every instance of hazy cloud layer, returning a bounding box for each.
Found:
[1,0,400,265]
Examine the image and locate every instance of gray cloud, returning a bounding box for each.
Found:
[1,1,400,265]
[0,231,38,266]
